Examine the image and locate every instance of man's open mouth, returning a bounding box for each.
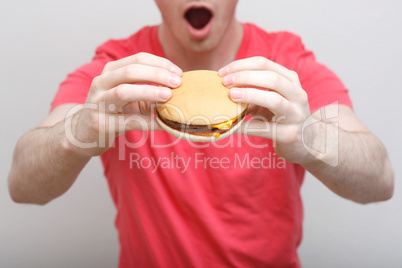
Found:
[184,7,213,30]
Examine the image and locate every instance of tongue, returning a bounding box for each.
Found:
[185,8,212,29]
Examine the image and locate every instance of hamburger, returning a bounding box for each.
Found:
[156,70,248,142]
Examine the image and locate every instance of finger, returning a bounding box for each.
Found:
[94,64,182,91]
[237,118,293,143]
[219,56,300,85]
[103,52,182,76]
[222,70,301,101]
[236,117,275,140]
[230,87,289,116]
[115,114,163,133]
[102,84,172,110]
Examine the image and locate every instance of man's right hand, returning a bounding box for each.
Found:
[67,52,182,157]
[8,53,182,204]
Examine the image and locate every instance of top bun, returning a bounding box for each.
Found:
[157,70,247,125]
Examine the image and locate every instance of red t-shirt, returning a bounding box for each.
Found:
[52,24,351,267]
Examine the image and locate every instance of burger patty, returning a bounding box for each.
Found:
[158,110,247,137]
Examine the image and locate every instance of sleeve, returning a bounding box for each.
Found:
[276,33,353,112]
[50,59,107,111]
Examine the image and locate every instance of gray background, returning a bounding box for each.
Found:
[1,0,401,267]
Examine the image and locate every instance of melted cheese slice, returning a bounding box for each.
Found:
[212,132,221,138]
[211,120,233,130]
[211,114,241,130]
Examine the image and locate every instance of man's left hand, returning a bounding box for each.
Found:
[219,56,311,164]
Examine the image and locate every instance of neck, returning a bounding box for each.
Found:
[158,20,243,72]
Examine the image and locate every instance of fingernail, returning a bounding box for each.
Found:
[218,66,229,76]
[222,75,235,86]
[168,74,181,87]
[170,65,183,76]
[230,88,244,100]
[158,88,172,101]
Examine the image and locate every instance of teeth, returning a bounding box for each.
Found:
[185,8,212,29]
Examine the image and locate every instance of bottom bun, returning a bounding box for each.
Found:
[156,116,245,142]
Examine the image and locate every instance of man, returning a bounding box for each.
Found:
[8,0,394,267]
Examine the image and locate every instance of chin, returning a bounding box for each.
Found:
[185,39,218,53]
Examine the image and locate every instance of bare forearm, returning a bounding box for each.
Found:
[303,123,394,204]
[8,120,90,205]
